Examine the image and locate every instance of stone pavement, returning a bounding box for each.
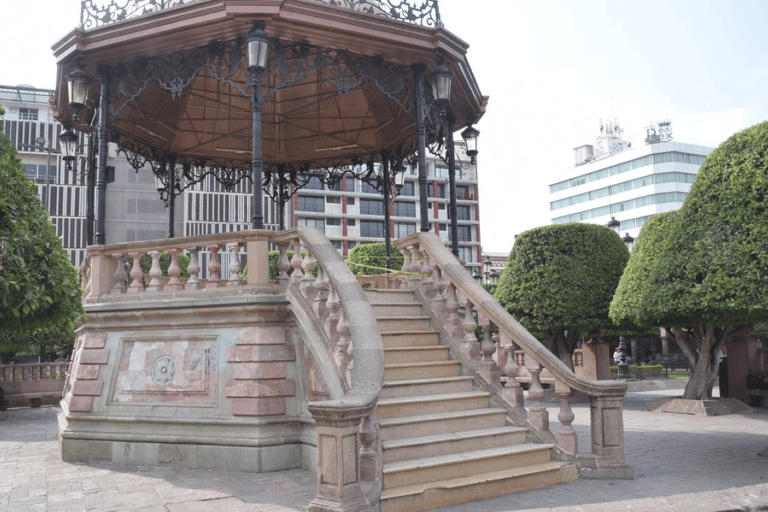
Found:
[1,386,767,511]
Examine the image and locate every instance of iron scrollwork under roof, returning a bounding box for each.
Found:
[80,0,441,29]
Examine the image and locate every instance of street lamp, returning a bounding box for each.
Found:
[461,125,479,165]
[607,216,620,235]
[246,22,270,229]
[66,69,92,122]
[58,128,78,172]
[623,232,635,251]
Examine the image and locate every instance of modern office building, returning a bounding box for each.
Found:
[549,119,713,240]
[2,84,482,271]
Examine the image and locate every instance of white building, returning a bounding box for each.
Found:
[549,120,713,240]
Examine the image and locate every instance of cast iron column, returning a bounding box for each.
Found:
[382,154,392,269]
[413,64,429,232]
[251,69,265,229]
[446,114,459,257]
[167,156,176,238]
[85,129,95,246]
[95,66,110,245]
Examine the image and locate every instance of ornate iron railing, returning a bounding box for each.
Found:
[80,0,441,29]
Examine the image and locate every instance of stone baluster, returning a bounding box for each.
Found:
[409,244,422,273]
[527,359,550,434]
[301,252,318,300]
[226,243,242,286]
[501,334,525,412]
[359,413,379,482]
[206,245,222,288]
[460,297,479,359]
[555,380,577,455]
[313,266,330,320]
[478,315,500,386]
[444,283,461,337]
[146,251,163,292]
[127,252,145,293]
[336,307,352,381]
[111,253,127,294]
[276,243,291,286]
[324,283,341,347]
[290,239,304,286]
[419,250,434,299]
[430,265,446,319]
[400,248,411,272]
[185,247,202,290]
[165,248,184,291]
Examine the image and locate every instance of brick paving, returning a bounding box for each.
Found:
[1,386,767,511]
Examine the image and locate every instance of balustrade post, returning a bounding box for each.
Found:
[126,252,145,293]
[418,251,434,298]
[243,233,270,286]
[431,265,447,319]
[527,359,550,435]
[89,251,119,297]
[290,239,304,286]
[301,253,318,300]
[556,380,577,456]
[460,298,480,359]
[111,253,127,294]
[146,251,163,292]
[478,316,500,386]
[206,245,223,288]
[185,247,202,290]
[580,393,634,478]
[359,413,379,482]
[277,243,291,287]
[165,248,184,291]
[325,284,341,347]
[313,266,330,320]
[501,334,525,412]
[226,243,242,287]
[336,307,352,383]
[444,284,461,336]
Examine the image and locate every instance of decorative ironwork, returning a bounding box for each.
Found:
[312,0,442,27]
[81,0,188,29]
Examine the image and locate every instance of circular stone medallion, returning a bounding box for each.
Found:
[151,355,176,385]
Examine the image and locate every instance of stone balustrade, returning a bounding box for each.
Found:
[0,362,70,408]
[395,232,634,479]
[78,228,382,511]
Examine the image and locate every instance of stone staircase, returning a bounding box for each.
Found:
[366,288,578,512]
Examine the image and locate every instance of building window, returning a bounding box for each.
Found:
[331,240,342,249]
[400,181,415,196]
[360,198,383,215]
[456,185,472,200]
[395,223,415,238]
[361,181,380,194]
[345,176,356,192]
[456,225,472,242]
[304,176,323,190]
[434,165,449,178]
[327,180,342,191]
[347,197,355,205]
[18,108,39,120]
[456,205,471,221]
[360,220,384,238]
[326,195,341,204]
[297,196,325,212]
[327,218,341,226]
[394,201,415,217]
[348,219,356,226]
[429,183,446,198]
[298,217,325,229]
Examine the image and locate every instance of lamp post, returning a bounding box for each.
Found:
[623,232,635,251]
[66,69,92,123]
[607,216,620,235]
[246,22,270,229]
[431,63,457,256]
[461,125,479,165]
[58,128,78,173]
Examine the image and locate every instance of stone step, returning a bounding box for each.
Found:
[372,303,424,317]
[382,425,528,463]
[380,461,578,512]
[377,317,432,332]
[363,289,417,304]
[380,376,475,399]
[383,444,555,489]
[380,331,440,348]
[384,360,461,381]
[377,391,490,419]
[379,408,508,442]
[383,346,449,364]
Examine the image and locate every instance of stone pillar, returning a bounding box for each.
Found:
[579,393,634,479]
[660,327,672,355]
[244,233,270,286]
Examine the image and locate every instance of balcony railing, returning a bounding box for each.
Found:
[80,0,441,29]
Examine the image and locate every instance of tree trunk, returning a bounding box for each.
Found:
[546,330,576,371]
[671,325,732,400]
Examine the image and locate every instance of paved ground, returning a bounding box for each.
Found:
[1,385,767,511]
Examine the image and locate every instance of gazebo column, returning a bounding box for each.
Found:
[413,63,429,233]
[446,113,458,257]
[94,65,111,245]
[381,153,393,268]
[247,22,270,230]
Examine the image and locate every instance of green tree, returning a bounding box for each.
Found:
[494,223,629,369]
[0,114,83,336]
[347,242,404,275]
[613,122,768,399]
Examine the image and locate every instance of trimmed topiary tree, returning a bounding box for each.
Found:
[347,242,404,275]
[495,223,629,369]
[615,121,768,400]
[0,111,83,336]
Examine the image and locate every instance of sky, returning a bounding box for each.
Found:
[2,0,768,253]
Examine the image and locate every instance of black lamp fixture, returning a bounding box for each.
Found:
[394,166,406,193]
[623,232,635,251]
[461,125,480,164]
[246,22,270,71]
[66,69,92,122]
[58,128,78,172]
[489,270,500,287]
[607,216,620,235]
[431,62,453,104]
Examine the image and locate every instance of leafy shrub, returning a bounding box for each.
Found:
[347,243,403,275]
